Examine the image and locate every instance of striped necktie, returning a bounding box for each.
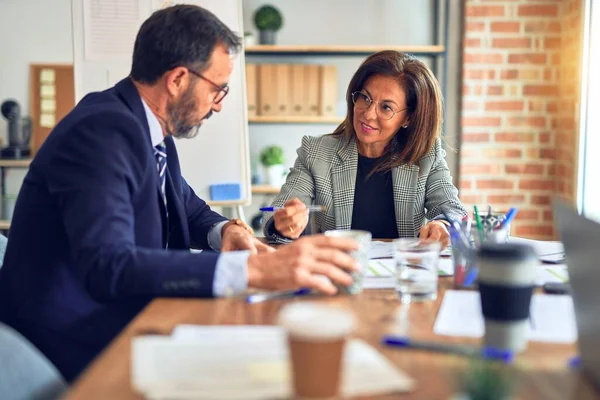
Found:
[154,141,167,210]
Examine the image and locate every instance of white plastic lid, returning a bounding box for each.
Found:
[277,302,356,341]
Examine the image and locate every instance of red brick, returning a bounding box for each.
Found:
[463,85,470,95]
[462,164,501,175]
[485,101,524,111]
[476,180,515,190]
[552,53,561,65]
[515,225,554,238]
[518,4,559,17]
[460,194,486,205]
[464,53,505,64]
[524,21,561,34]
[462,101,481,111]
[460,180,472,190]
[543,210,554,222]
[507,116,547,128]
[518,180,556,191]
[516,210,540,221]
[529,100,545,112]
[463,133,490,143]
[464,69,495,80]
[490,21,520,33]
[558,164,572,178]
[484,148,522,158]
[492,38,531,49]
[474,85,484,96]
[523,85,560,96]
[544,37,562,49]
[531,195,552,205]
[505,164,545,175]
[547,165,556,176]
[462,117,501,127]
[466,22,486,32]
[541,148,557,159]
[495,132,535,143]
[465,38,482,48]
[508,54,547,64]
[500,70,518,79]
[466,5,505,17]
[487,195,526,205]
[487,86,503,95]
[539,133,551,144]
[547,102,559,113]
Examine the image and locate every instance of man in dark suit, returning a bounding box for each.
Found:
[0,5,359,383]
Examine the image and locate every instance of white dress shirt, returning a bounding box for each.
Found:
[141,99,249,296]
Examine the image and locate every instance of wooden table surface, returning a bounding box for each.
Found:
[65,277,599,399]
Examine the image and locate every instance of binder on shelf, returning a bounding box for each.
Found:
[245,63,257,118]
[258,64,276,116]
[290,64,305,117]
[274,64,291,116]
[319,65,338,117]
[304,65,320,117]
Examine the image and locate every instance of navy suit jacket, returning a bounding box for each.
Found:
[0,78,228,382]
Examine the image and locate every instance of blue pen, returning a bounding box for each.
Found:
[497,207,518,230]
[260,205,325,212]
[381,335,514,363]
[568,355,581,369]
[464,267,479,286]
[246,288,311,304]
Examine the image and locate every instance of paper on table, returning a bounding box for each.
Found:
[369,241,452,259]
[433,290,577,343]
[535,264,569,285]
[363,258,453,289]
[508,237,564,259]
[132,326,414,399]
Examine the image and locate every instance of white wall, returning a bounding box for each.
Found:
[0,0,73,194]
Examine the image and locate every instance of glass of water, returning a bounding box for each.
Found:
[394,238,442,303]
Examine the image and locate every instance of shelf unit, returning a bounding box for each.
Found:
[0,158,32,232]
[244,45,445,57]
[248,115,343,124]
[252,185,281,195]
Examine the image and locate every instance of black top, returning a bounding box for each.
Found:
[351,154,399,239]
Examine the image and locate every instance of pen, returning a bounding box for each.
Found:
[381,335,514,363]
[473,205,485,243]
[246,288,311,304]
[464,267,478,286]
[259,205,325,212]
[495,207,518,231]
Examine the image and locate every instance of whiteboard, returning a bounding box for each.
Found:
[71,0,251,206]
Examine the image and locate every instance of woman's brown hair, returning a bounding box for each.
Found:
[332,50,443,172]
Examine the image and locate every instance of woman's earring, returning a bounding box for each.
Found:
[403,124,408,128]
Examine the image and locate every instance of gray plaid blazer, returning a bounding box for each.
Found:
[263,134,467,243]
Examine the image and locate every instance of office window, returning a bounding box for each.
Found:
[579,0,600,221]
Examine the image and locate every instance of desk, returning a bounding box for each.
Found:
[66,279,599,399]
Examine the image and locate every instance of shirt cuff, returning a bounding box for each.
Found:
[208,220,229,251]
[212,250,250,297]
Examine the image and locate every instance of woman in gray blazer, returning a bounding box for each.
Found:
[263,51,467,244]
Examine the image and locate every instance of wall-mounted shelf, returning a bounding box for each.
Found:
[0,159,32,167]
[245,45,445,57]
[249,116,343,124]
[252,185,281,194]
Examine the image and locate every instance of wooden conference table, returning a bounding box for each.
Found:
[65,283,599,399]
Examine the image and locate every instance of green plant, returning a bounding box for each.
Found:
[455,360,516,400]
[260,146,284,167]
[253,5,283,31]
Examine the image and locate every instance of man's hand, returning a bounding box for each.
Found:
[273,198,310,239]
[221,221,274,254]
[419,220,450,249]
[246,235,360,295]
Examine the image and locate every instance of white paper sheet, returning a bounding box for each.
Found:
[433,290,577,343]
[132,326,414,399]
[508,237,564,259]
[369,241,452,259]
[535,265,569,285]
[363,258,453,289]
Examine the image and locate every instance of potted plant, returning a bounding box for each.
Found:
[253,4,283,45]
[259,145,286,187]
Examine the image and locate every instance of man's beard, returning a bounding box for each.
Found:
[165,84,212,139]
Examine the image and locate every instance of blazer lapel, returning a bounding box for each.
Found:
[392,164,420,237]
[164,139,190,249]
[331,138,358,230]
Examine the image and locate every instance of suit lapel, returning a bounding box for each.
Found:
[392,164,420,237]
[164,138,190,249]
[331,138,358,230]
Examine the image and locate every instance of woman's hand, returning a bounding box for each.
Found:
[419,220,450,249]
[273,198,310,239]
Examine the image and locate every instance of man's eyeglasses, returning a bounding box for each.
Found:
[188,68,229,104]
[351,91,408,121]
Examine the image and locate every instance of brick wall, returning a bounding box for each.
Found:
[460,0,583,240]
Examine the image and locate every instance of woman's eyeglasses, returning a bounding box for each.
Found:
[188,68,229,104]
[351,91,407,121]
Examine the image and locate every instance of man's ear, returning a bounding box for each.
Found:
[164,67,188,97]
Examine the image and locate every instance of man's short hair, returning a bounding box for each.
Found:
[130,5,242,84]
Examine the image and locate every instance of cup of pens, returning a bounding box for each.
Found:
[472,207,518,248]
